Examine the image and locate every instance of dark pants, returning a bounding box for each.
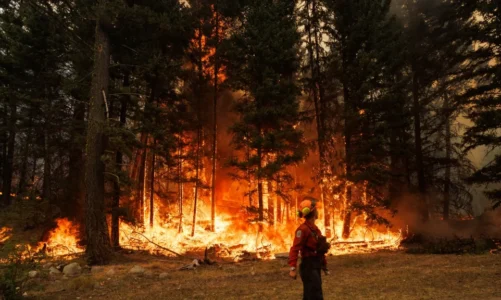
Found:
[299,257,323,300]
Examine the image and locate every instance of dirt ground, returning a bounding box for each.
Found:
[13,251,500,300]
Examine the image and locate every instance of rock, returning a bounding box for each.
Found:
[159,272,169,279]
[192,259,200,267]
[105,268,115,276]
[144,270,153,277]
[62,275,69,280]
[28,271,38,278]
[63,262,82,276]
[49,267,61,276]
[43,263,53,269]
[91,266,104,274]
[128,265,146,275]
[22,292,28,297]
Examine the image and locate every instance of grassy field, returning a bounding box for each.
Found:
[10,251,500,300]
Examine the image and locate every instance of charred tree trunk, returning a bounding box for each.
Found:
[84,12,113,264]
[341,43,353,239]
[149,140,156,227]
[191,132,200,236]
[443,92,451,220]
[1,100,16,207]
[211,4,220,233]
[257,144,264,222]
[111,74,128,249]
[412,68,429,222]
[137,143,147,225]
[192,20,204,237]
[178,137,184,233]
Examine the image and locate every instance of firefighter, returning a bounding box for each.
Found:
[288,198,330,300]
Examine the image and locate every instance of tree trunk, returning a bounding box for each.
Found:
[443,92,451,220]
[111,74,128,249]
[149,140,156,227]
[137,143,147,225]
[192,19,204,237]
[342,45,352,239]
[412,68,429,222]
[178,137,184,233]
[257,145,264,222]
[2,99,16,207]
[84,12,113,265]
[211,4,220,233]
[191,133,200,236]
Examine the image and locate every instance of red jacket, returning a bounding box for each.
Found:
[288,220,327,268]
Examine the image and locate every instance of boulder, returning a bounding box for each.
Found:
[159,272,169,279]
[128,265,146,275]
[28,271,38,278]
[63,262,82,276]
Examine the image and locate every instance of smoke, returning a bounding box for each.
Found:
[389,192,501,238]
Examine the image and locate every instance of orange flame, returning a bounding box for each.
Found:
[0,226,12,244]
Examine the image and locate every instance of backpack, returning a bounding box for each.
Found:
[305,224,331,255]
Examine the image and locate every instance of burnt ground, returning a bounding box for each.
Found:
[11,252,501,300]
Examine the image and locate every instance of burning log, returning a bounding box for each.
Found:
[131,231,184,258]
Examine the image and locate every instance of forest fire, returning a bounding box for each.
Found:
[32,200,401,261]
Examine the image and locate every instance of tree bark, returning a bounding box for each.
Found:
[84,12,113,265]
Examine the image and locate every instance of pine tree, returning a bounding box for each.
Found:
[462,0,501,209]
[323,0,407,237]
[224,0,307,223]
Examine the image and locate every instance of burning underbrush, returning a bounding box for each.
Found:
[3,210,402,263]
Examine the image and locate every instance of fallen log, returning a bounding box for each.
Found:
[131,231,184,258]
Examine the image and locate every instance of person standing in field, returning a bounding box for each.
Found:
[288,198,331,300]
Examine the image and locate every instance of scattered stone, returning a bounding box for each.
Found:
[49,267,61,276]
[159,272,169,279]
[128,265,146,275]
[105,268,115,276]
[63,262,82,276]
[28,271,38,278]
[43,263,53,269]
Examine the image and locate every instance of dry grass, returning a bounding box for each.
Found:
[25,252,501,300]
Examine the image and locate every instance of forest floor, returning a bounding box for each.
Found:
[4,251,501,300]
